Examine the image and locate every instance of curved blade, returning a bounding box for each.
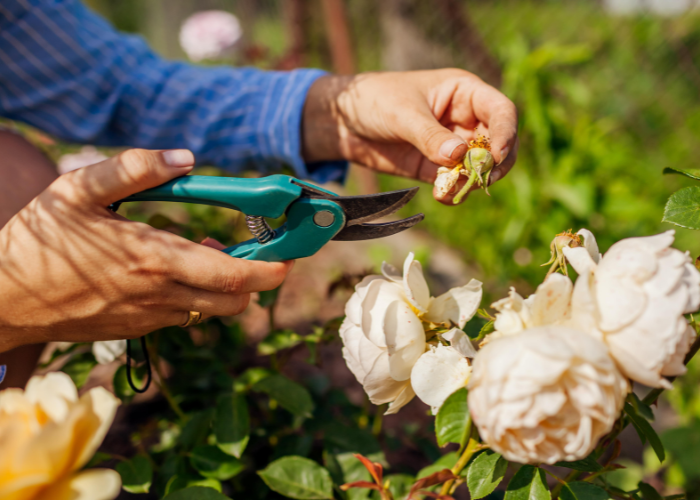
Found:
[331,187,419,226]
[332,214,424,241]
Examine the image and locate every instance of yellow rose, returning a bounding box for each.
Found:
[0,372,121,500]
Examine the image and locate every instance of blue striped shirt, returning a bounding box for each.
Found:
[0,0,347,184]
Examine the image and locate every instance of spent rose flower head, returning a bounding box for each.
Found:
[179,10,242,62]
[0,372,121,500]
[340,252,482,414]
[468,326,629,464]
[564,229,700,388]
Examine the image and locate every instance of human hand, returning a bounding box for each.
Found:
[0,149,293,352]
[302,69,518,204]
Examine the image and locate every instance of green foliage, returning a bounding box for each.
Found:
[162,486,231,500]
[189,445,245,480]
[116,456,153,494]
[554,455,603,473]
[435,388,469,447]
[624,403,666,463]
[252,374,315,418]
[663,186,700,229]
[560,482,611,500]
[258,456,334,500]
[466,450,508,499]
[504,466,550,500]
[214,393,250,458]
[60,352,97,388]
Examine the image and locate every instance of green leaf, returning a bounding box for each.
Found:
[258,456,334,500]
[215,393,249,458]
[253,374,315,418]
[61,352,97,388]
[116,455,153,494]
[178,409,214,450]
[435,388,469,447]
[504,466,550,500]
[560,482,610,500]
[112,364,147,403]
[663,186,700,229]
[85,451,112,469]
[323,422,382,456]
[162,486,231,500]
[335,452,372,500]
[627,393,654,422]
[417,452,458,479]
[554,454,603,472]
[663,167,700,181]
[638,482,663,500]
[234,367,272,392]
[624,403,665,462]
[258,329,302,355]
[189,445,245,480]
[467,451,508,499]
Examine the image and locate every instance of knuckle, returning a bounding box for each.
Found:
[118,149,162,185]
[219,270,244,294]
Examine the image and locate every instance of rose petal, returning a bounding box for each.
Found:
[442,328,478,358]
[425,279,483,328]
[92,340,127,365]
[39,469,122,500]
[529,273,573,326]
[25,372,79,423]
[361,279,404,347]
[411,345,471,411]
[577,228,601,263]
[402,252,431,313]
[661,319,697,377]
[385,383,415,415]
[384,300,426,381]
[562,247,597,275]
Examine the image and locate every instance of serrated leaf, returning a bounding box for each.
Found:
[162,486,231,499]
[638,482,663,500]
[215,393,249,458]
[624,403,665,462]
[61,352,97,388]
[189,445,245,480]
[435,388,469,447]
[554,454,603,472]
[258,456,334,500]
[504,466,550,500]
[253,374,314,418]
[663,186,700,229]
[560,482,610,500]
[467,451,508,499]
[258,329,302,355]
[663,167,700,181]
[116,455,153,494]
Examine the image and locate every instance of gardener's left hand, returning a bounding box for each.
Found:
[302,69,519,204]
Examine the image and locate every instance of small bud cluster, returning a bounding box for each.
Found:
[433,134,495,203]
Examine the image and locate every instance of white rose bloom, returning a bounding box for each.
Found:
[92,340,127,365]
[564,230,700,388]
[468,326,629,464]
[411,343,472,413]
[179,10,242,62]
[340,253,482,414]
[490,273,573,339]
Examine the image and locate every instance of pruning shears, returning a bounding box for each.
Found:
[114,174,424,261]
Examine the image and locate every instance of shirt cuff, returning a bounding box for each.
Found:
[261,68,349,184]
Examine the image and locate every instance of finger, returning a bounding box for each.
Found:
[472,85,518,165]
[55,149,195,207]
[201,237,227,251]
[168,284,252,317]
[395,104,469,168]
[489,136,520,184]
[156,232,295,294]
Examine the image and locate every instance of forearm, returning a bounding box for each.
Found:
[302,75,350,163]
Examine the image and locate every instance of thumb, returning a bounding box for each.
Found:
[61,149,195,207]
[400,110,467,167]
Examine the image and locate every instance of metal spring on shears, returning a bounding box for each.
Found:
[246,215,274,244]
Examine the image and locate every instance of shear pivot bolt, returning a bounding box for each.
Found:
[313,210,335,227]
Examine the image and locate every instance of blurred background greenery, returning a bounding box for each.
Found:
[13,0,700,495]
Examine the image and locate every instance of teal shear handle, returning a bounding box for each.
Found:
[121,175,346,262]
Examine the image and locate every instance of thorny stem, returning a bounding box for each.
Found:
[147,333,187,421]
[440,424,483,496]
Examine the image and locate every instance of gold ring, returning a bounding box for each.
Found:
[181,311,203,327]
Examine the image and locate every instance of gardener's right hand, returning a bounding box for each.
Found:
[0,149,293,353]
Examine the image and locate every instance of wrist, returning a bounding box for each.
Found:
[301,75,353,163]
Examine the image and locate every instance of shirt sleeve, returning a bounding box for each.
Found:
[0,0,347,184]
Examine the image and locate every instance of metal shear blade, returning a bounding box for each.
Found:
[299,185,424,241]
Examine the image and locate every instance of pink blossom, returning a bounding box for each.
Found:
[179,10,243,62]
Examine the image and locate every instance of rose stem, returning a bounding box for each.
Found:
[440,423,483,496]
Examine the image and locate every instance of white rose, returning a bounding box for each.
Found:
[565,230,700,388]
[179,10,242,62]
[92,340,127,365]
[490,273,573,339]
[340,252,482,414]
[468,326,629,464]
[411,343,472,413]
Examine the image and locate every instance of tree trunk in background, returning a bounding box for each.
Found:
[320,0,378,194]
[277,0,308,69]
[434,0,502,87]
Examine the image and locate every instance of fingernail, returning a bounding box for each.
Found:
[489,169,502,185]
[497,146,511,166]
[439,138,466,160]
[162,149,195,168]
